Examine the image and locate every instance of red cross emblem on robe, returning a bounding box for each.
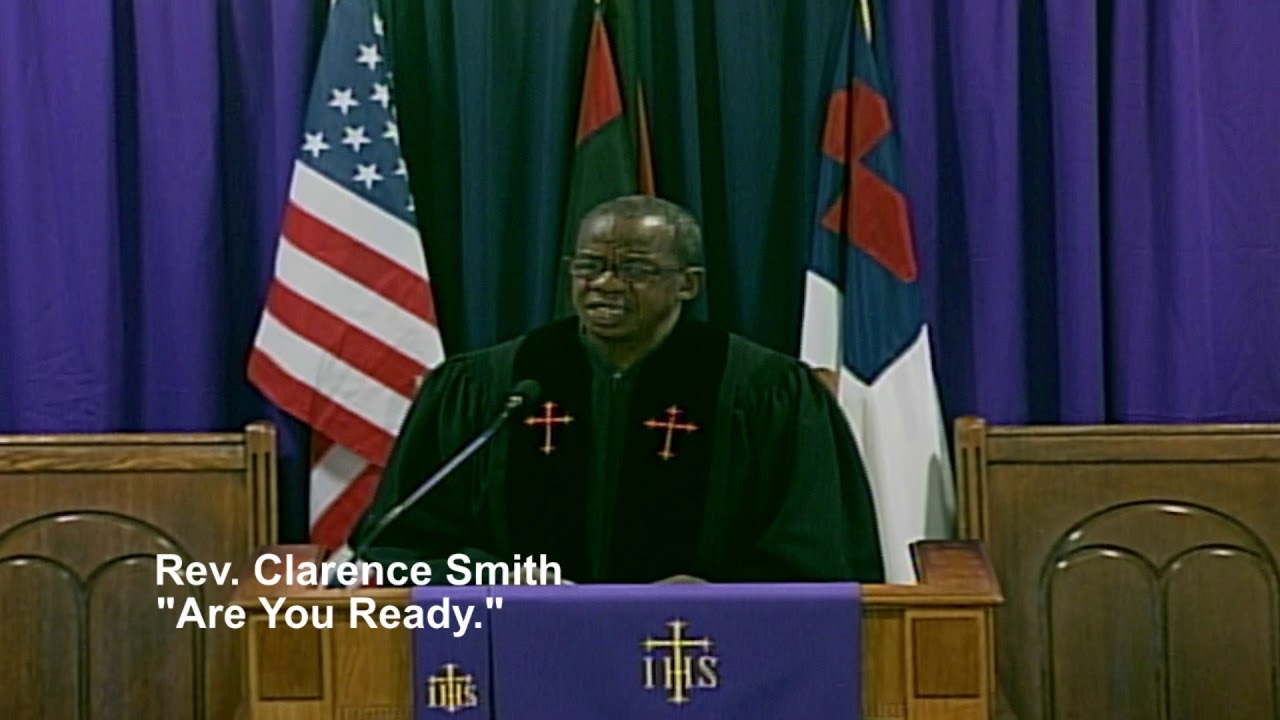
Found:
[643,406,699,460]
[525,401,573,455]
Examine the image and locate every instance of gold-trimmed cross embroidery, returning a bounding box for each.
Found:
[524,401,573,455]
[643,406,699,460]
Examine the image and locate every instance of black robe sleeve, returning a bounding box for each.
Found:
[346,350,510,582]
[718,358,886,583]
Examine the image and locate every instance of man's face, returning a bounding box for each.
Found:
[569,212,700,344]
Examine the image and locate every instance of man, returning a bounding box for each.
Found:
[349,195,884,584]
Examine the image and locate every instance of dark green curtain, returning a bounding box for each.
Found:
[385,0,850,355]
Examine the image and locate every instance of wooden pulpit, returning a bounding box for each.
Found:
[233,541,1002,720]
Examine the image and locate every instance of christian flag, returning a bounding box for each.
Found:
[801,3,954,584]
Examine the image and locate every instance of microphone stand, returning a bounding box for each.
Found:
[323,389,533,588]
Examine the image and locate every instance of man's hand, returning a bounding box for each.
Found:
[654,574,707,584]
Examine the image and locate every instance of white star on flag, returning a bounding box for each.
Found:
[352,163,383,190]
[341,125,372,152]
[301,132,330,159]
[370,82,391,109]
[372,13,384,37]
[327,87,358,115]
[382,120,399,145]
[356,44,382,71]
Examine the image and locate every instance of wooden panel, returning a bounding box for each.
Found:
[247,617,332,720]
[0,423,277,720]
[912,618,980,697]
[863,610,906,719]
[332,623,412,711]
[258,626,326,700]
[0,559,80,719]
[334,710,410,720]
[978,424,1280,463]
[957,417,1280,720]
[90,559,199,719]
[1166,549,1278,719]
[1045,545,1160,719]
[905,610,989,720]
[0,444,246,472]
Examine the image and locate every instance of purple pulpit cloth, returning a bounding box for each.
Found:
[488,582,861,719]
[411,586,493,718]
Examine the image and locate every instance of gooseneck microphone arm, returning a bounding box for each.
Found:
[324,379,541,588]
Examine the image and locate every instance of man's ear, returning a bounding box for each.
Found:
[676,267,704,301]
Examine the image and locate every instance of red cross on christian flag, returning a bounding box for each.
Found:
[525,401,573,455]
[820,80,917,282]
[643,406,699,461]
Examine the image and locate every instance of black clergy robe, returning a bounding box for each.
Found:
[348,315,885,584]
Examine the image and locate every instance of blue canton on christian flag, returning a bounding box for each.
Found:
[249,0,446,551]
[801,2,955,583]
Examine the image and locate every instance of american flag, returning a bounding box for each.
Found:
[248,0,445,549]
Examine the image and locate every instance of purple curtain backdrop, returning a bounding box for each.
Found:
[0,0,323,538]
[887,0,1280,423]
[1,0,1278,544]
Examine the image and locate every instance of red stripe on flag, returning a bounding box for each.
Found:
[283,204,437,325]
[311,433,334,466]
[310,463,382,551]
[575,13,624,142]
[265,282,425,399]
[247,349,394,465]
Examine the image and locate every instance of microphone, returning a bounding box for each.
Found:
[324,379,541,587]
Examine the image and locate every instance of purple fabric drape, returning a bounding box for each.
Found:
[888,0,1280,423]
[0,0,318,434]
[1,0,1277,472]
[0,0,321,539]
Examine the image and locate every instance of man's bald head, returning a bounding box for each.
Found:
[577,195,703,268]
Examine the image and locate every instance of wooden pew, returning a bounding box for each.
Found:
[234,540,1002,720]
[957,417,1280,720]
[0,423,278,719]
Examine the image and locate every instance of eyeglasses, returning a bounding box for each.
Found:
[565,256,686,284]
